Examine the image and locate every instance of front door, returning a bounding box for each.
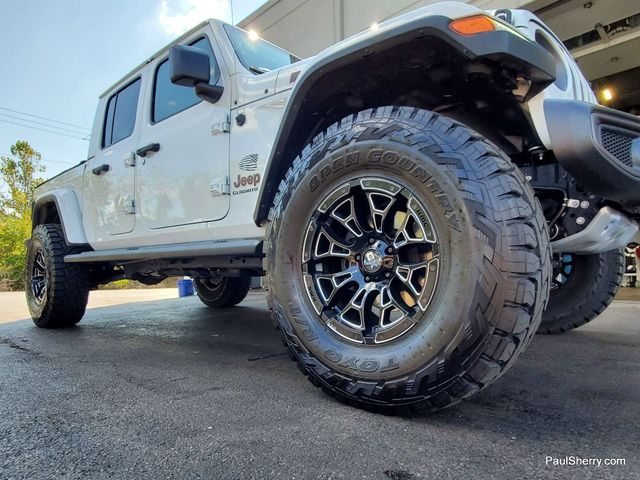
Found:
[136,34,230,230]
[83,76,143,237]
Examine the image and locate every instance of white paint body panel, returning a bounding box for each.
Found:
[215,90,290,241]
[33,3,597,253]
[82,76,144,241]
[135,28,232,234]
[504,9,598,147]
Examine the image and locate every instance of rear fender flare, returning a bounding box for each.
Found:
[32,190,88,245]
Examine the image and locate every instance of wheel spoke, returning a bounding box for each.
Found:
[366,192,395,234]
[394,261,428,297]
[330,197,364,238]
[313,227,354,260]
[35,254,46,271]
[315,266,360,304]
[393,211,419,249]
[31,277,46,300]
[339,284,377,330]
[393,200,436,249]
[377,284,410,325]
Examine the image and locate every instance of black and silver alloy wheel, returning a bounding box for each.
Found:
[30,250,48,306]
[302,178,440,344]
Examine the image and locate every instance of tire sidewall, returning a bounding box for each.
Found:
[194,276,250,307]
[270,140,486,381]
[194,277,225,300]
[547,254,599,311]
[543,250,621,327]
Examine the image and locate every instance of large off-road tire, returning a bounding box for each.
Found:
[265,106,551,414]
[25,224,89,328]
[193,276,251,308]
[538,250,624,334]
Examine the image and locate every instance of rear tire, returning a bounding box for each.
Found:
[538,249,624,334]
[266,106,551,414]
[25,224,89,328]
[194,276,251,308]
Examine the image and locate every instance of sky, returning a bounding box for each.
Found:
[0,0,266,178]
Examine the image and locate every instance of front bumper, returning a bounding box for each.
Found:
[544,99,640,208]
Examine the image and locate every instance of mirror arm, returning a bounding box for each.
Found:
[195,83,224,103]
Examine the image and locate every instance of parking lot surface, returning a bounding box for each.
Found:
[1,291,638,479]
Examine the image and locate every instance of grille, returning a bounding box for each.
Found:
[600,129,634,167]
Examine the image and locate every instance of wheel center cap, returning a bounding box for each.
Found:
[362,248,384,273]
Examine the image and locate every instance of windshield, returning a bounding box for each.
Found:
[223,24,300,73]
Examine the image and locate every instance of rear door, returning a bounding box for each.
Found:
[136,32,231,230]
[83,76,143,237]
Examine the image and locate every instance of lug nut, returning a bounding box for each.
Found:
[385,272,391,278]
[580,200,590,209]
[355,255,360,261]
[576,216,586,225]
[365,276,370,282]
[386,247,393,254]
[369,238,375,244]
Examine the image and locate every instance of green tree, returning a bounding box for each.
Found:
[0,141,45,290]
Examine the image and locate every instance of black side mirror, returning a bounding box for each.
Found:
[169,45,223,103]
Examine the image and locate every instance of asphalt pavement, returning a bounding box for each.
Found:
[1,291,638,479]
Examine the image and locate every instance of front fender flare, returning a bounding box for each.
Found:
[253,14,555,225]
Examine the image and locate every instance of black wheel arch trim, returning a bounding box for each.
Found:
[253,14,556,225]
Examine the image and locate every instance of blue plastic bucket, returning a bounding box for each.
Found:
[177,278,194,297]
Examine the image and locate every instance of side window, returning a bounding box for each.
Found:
[102,78,141,148]
[152,37,220,123]
[103,96,116,148]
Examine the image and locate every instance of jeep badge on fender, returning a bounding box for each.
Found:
[233,173,260,188]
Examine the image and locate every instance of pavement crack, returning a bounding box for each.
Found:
[247,352,287,362]
[384,469,418,480]
[0,337,36,354]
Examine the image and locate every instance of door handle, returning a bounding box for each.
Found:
[92,164,110,175]
[136,143,160,157]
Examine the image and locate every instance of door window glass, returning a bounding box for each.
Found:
[102,78,141,148]
[153,37,220,123]
[103,95,116,148]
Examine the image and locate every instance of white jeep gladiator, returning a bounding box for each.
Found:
[26,2,640,413]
